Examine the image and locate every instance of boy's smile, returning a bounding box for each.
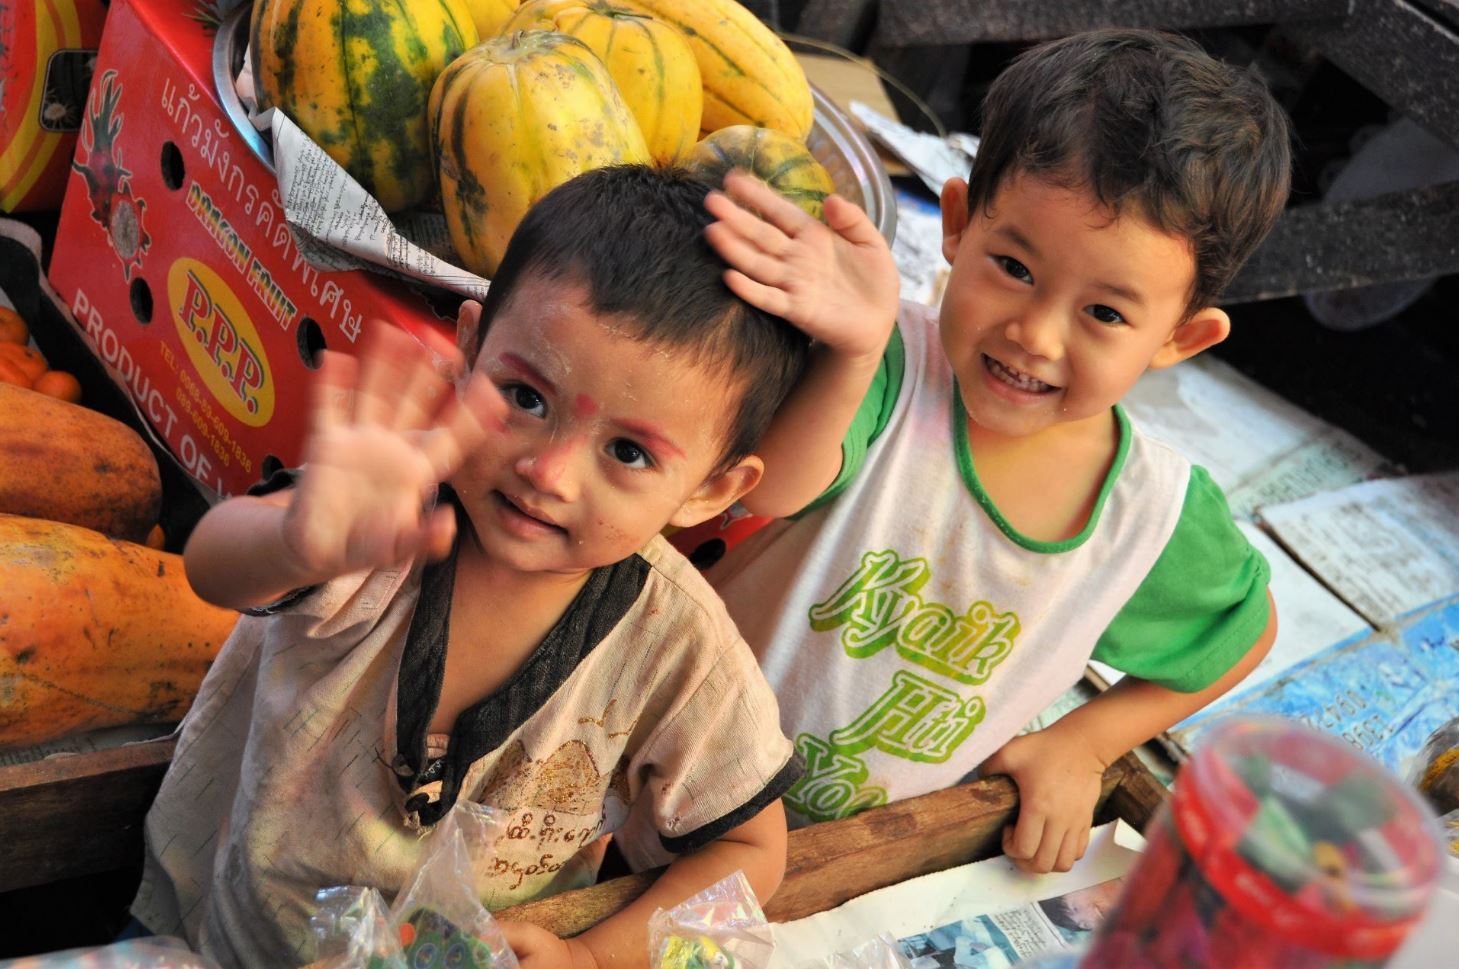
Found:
[449,277,757,578]
[939,173,1228,442]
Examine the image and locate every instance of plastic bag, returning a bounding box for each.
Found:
[647,871,775,969]
[1408,716,1459,817]
[0,937,220,968]
[788,933,912,969]
[310,886,405,969]
[309,803,520,969]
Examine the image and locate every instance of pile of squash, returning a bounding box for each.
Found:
[250,0,836,276]
[0,304,239,752]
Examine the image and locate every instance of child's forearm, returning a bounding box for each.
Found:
[183,492,330,610]
[740,345,883,518]
[1049,593,1278,765]
[570,802,789,969]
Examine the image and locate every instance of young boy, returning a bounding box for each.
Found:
[131,167,808,969]
[701,29,1289,873]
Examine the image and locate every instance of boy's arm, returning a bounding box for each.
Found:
[500,800,788,969]
[184,320,504,611]
[704,172,900,517]
[984,594,1277,874]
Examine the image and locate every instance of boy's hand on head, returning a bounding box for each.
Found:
[982,728,1109,875]
[705,170,899,363]
[500,922,599,969]
[281,321,505,579]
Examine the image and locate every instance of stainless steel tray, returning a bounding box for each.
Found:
[214,5,896,245]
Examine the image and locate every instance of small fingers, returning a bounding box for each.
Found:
[722,269,793,319]
[310,350,358,436]
[420,375,505,479]
[823,193,884,248]
[353,323,417,426]
[1053,827,1084,873]
[1006,813,1046,865]
[723,169,818,237]
[704,223,790,288]
[706,188,795,259]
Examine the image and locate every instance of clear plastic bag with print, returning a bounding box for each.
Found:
[647,870,775,969]
[387,801,520,969]
[0,937,221,968]
[1408,716,1459,818]
[308,803,520,969]
[788,933,913,969]
[309,885,406,969]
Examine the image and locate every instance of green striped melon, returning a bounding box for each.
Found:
[685,125,834,220]
[251,0,479,212]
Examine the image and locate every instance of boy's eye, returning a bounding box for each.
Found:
[996,256,1033,284]
[609,439,651,469]
[1087,305,1126,325]
[506,384,546,416]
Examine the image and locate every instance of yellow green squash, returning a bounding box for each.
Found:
[251,0,479,212]
[685,125,834,220]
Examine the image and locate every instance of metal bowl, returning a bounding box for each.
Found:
[215,5,895,244]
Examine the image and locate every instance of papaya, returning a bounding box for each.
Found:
[685,125,835,220]
[0,383,161,542]
[430,30,650,276]
[504,0,701,164]
[0,514,239,750]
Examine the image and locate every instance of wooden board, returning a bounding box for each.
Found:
[0,737,175,893]
[497,752,1165,936]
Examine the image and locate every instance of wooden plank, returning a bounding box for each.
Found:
[0,737,175,892]
[497,763,1136,936]
[1224,180,1459,303]
[1287,0,1459,149]
[1103,752,1170,833]
[873,0,1348,46]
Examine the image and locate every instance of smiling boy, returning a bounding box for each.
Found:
[701,29,1289,872]
[131,167,807,969]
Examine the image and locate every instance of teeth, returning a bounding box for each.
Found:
[986,355,1054,393]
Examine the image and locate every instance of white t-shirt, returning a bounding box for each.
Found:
[708,302,1269,826]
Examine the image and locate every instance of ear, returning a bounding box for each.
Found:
[456,299,483,368]
[1149,306,1230,369]
[940,177,971,266]
[669,455,764,528]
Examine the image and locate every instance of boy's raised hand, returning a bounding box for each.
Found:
[281,319,505,579]
[704,170,900,361]
[981,728,1108,874]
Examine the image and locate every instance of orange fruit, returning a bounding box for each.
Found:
[0,306,27,345]
[0,358,29,387]
[144,524,166,549]
[0,343,47,384]
[32,369,83,403]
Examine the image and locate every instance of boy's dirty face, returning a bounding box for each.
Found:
[448,276,754,576]
[938,173,1224,440]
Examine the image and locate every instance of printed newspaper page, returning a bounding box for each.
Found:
[769,822,1144,969]
[1258,472,1459,627]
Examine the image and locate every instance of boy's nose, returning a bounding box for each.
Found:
[515,436,581,500]
[1005,306,1064,360]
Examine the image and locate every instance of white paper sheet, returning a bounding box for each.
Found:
[768,821,1144,968]
[1259,472,1459,627]
[1122,356,1392,521]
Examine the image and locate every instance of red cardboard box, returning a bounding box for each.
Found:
[48,0,455,496]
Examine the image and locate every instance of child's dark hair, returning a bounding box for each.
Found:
[968,29,1291,315]
[476,166,809,470]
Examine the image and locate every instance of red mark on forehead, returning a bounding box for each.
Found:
[573,394,599,420]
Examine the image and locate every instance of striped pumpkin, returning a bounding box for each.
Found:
[618,0,812,141]
[430,31,651,276]
[250,0,479,212]
[503,0,701,164]
[686,125,834,220]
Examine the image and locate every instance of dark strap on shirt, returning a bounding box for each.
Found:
[395,487,650,826]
